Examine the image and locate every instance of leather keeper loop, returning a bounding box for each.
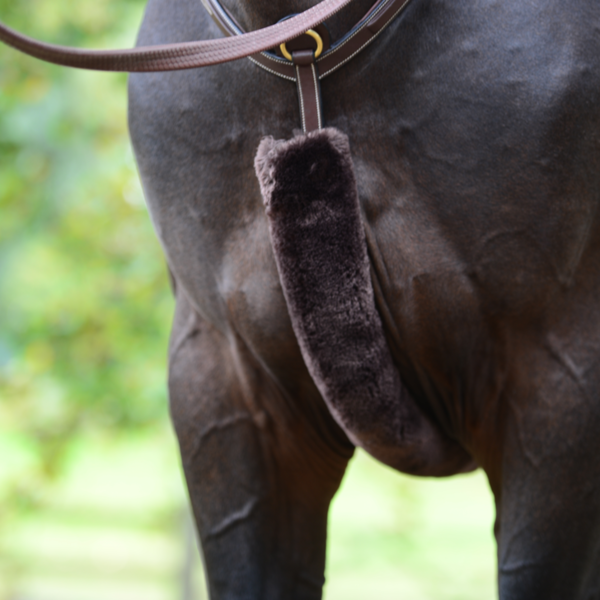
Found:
[292,50,323,133]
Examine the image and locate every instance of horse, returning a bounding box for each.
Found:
[128,0,600,597]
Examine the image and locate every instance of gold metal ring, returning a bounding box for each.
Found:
[280,29,323,61]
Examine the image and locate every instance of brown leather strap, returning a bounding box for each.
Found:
[318,0,412,77]
[293,50,323,132]
[205,0,413,81]
[0,0,354,71]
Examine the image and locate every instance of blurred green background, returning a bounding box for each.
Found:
[0,1,497,598]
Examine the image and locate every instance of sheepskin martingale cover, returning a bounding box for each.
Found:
[254,128,469,475]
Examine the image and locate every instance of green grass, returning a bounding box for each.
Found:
[0,429,496,600]
[326,452,497,600]
[0,429,206,600]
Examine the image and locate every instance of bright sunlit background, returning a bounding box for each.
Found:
[0,1,497,598]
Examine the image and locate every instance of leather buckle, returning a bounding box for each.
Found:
[280,29,324,61]
[272,22,331,59]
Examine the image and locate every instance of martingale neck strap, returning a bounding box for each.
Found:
[202,0,413,132]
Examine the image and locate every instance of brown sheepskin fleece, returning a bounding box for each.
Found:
[255,128,472,475]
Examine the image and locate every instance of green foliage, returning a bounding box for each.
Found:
[0,2,183,595]
[0,0,173,506]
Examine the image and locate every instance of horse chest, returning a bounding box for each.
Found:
[130,0,600,445]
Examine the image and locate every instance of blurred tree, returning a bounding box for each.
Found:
[0,0,173,520]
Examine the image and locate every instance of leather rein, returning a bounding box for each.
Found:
[0,0,412,131]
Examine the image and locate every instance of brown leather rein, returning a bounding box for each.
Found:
[0,0,412,130]
[0,0,354,71]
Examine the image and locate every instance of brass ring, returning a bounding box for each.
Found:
[280,29,323,61]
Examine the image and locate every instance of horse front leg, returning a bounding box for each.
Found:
[168,284,352,600]
[489,339,600,599]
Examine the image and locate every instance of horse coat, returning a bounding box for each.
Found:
[130,1,600,597]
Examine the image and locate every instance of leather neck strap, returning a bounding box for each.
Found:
[203,0,410,82]
[202,0,412,132]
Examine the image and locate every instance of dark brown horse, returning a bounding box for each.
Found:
[5,0,599,596]
[129,0,600,597]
